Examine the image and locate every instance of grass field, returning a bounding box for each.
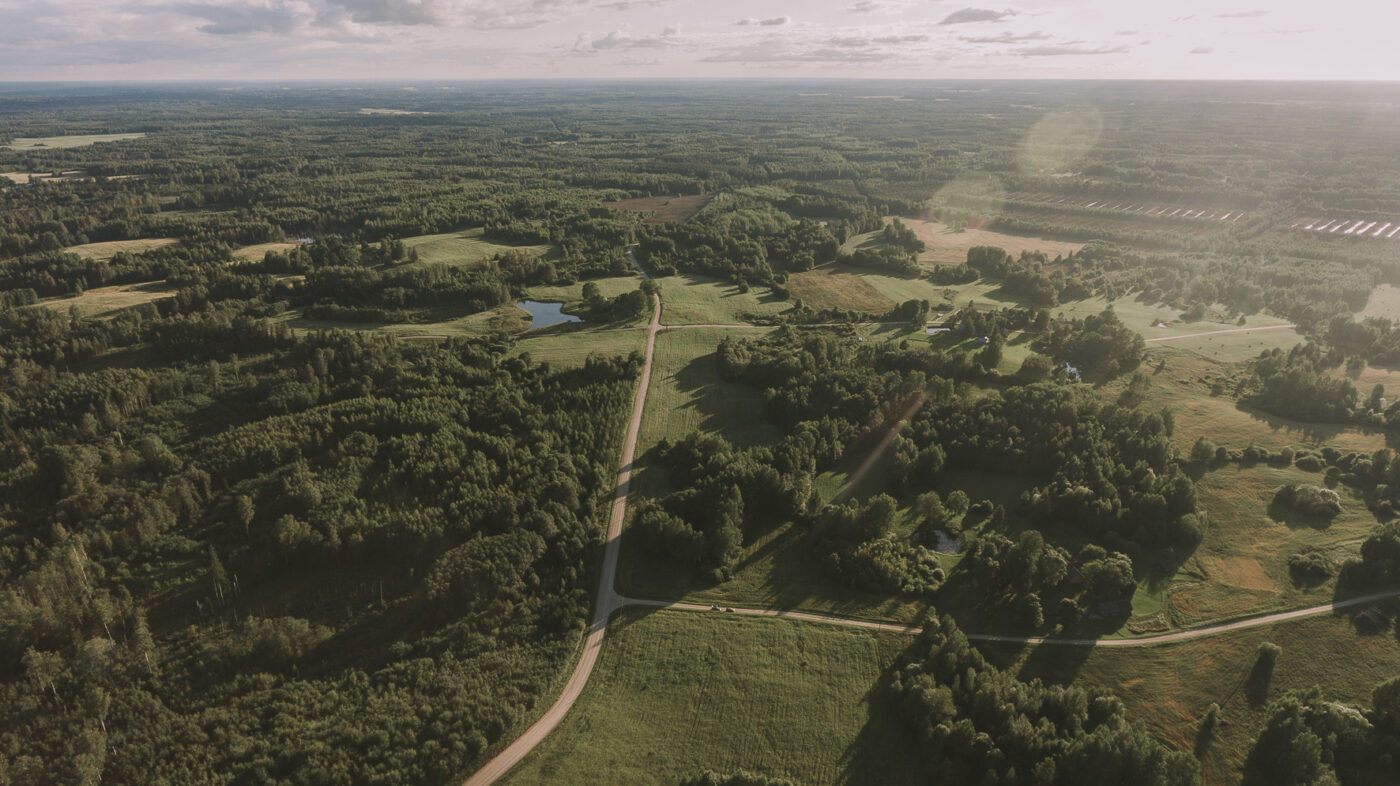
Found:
[980,612,1400,785]
[286,303,532,339]
[1096,347,1387,455]
[512,326,647,368]
[5,133,145,149]
[63,237,178,261]
[38,282,174,318]
[231,242,299,262]
[502,608,921,786]
[1,169,90,185]
[401,228,552,268]
[1359,283,1400,321]
[635,326,779,459]
[653,274,790,325]
[842,218,1083,265]
[527,275,643,309]
[1166,464,1376,623]
[603,194,713,223]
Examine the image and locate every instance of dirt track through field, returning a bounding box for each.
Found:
[1144,324,1296,342]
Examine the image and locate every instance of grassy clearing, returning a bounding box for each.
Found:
[1,170,89,185]
[653,274,790,325]
[63,238,177,262]
[38,282,174,318]
[603,194,713,223]
[512,327,647,369]
[5,133,145,149]
[635,326,780,459]
[526,275,643,309]
[231,242,299,262]
[285,303,532,340]
[502,608,921,786]
[1360,283,1400,321]
[842,218,1083,265]
[786,267,896,313]
[1097,347,1387,455]
[1165,464,1376,624]
[979,613,1400,785]
[401,228,552,268]
[1055,295,1296,339]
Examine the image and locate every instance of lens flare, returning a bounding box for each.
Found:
[1017,107,1104,175]
[928,172,1006,230]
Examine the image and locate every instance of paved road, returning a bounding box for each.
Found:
[461,290,661,786]
[1145,324,1297,343]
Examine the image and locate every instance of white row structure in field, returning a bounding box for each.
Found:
[1019,193,1247,222]
[1291,218,1400,238]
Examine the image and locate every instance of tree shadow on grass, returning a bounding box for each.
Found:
[835,637,926,786]
[1237,400,1400,450]
[1265,500,1338,531]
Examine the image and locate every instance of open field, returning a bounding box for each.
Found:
[787,265,986,314]
[1097,346,1388,455]
[5,133,145,149]
[63,237,178,261]
[501,608,921,786]
[231,242,299,262]
[527,275,642,307]
[786,267,896,313]
[285,303,532,339]
[653,274,790,325]
[38,282,174,318]
[635,326,780,459]
[1360,283,1400,321]
[402,228,552,268]
[847,218,1084,265]
[1165,464,1376,623]
[603,194,713,223]
[512,326,647,368]
[980,612,1400,784]
[1,169,89,184]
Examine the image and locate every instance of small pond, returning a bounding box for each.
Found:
[930,529,963,554]
[518,300,582,331]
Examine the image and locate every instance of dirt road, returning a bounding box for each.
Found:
[621,587,1400,647]
[461,290,661,786]
[1145,324,1297,343]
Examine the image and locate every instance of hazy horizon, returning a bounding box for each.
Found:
[6,1,1397,82]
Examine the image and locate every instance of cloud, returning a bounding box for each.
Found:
[960,31,1049,44]
[573,26,680,53]
[701,32,935,65]
[1189,46,1213,54]
[172,1,305,35]
[848,1,882,12]
[938,8,1018,26]
[1215,10,1267,18]
[325,0,443,26]
[1015,44,1128,56]
[1114,29,1137,36]
[735,16,790,26]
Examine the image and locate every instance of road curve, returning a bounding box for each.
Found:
[617,587,1400,648]
[461,290,661,786]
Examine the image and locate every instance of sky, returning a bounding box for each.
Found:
[3,0,1398,81]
